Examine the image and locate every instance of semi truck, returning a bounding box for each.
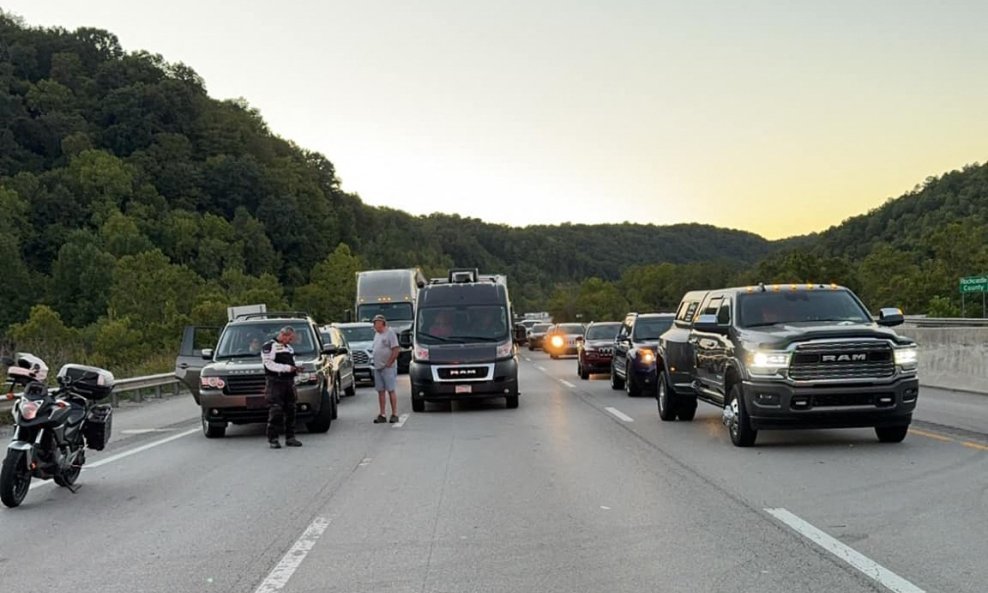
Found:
[354,269,427,372]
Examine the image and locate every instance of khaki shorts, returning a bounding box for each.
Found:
[372,367,397,392]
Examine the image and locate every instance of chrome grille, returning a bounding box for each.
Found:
[789,341,894,381]
[352,350,370,365]
[223,375,267,396]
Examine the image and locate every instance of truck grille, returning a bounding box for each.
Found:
[352,351,370,365]
[789,341,894,381]
[223,375,267,396]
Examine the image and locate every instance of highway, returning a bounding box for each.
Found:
[1,353,986,593]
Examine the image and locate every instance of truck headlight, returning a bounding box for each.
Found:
[748,351,790,375]
[894,345,918,370]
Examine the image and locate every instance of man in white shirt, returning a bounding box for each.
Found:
[371,314,400,423]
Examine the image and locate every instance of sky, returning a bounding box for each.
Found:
[4,0,988,239]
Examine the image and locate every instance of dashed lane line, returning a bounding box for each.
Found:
[253,516,331,593]
[605,407,634,422]
[391,413,409,428]
[559,379,576,388]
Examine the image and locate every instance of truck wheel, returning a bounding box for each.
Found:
[875,425,909,443]
[657,370,677,421]
[610,363,625,390]
[676,399,697,421]
[505,393,519,409]
[202,412,227,438]
[726,385,757,447]
[306,387,333,433]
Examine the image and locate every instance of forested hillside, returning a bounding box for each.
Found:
[0,13,775,373]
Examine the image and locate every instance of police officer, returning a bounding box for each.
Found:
[261,326,303,448]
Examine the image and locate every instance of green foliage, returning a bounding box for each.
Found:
[7,305,84,370]
[293,243,363,323]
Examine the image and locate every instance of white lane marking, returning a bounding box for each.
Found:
[605,407,634,422]
[765,508,925,593]
[358,457,372,467]
[535,366,547,372]
[391,413,409,428]
[254,516,331,593]
[121,428,177,434]
[28,479,54,491]
[559,379,576,388]
[86,428,199,469]
[523,357,531,362]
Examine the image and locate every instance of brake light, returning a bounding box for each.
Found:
[20,400,39,421]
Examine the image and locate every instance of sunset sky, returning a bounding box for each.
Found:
[5,0,987,239]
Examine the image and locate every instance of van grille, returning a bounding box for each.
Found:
[789,341,894,381]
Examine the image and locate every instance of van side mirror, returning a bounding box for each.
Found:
[877,308,904,327]
[398,329,413,348]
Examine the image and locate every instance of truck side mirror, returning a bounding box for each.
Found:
[877,308,904,327]
[398,329,413,348]
[693,314,727,334]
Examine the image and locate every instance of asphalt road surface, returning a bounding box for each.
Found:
[1,354,986,593]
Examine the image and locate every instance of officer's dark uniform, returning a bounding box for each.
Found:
[261,338,298,443]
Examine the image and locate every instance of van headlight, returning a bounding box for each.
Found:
[414,344,429,361]
[748,350,791,376]
[496,340,514,358]
[894,345,918,370]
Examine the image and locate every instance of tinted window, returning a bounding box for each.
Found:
[586,323,620,340]
[701,297,722,317]
[737,290,871,328]
[356,302,413,322]
[633,318,673,340]
[557,323,585,334]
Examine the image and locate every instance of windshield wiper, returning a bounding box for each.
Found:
[451,335,501,343]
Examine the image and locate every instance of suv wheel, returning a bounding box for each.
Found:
[329,382,339,420]
[306,386,333,433]
[875,425,909,443]
[625,360,642,397]
[610,362,625,390]
[202,412,227,439]
[657,370,677,421]
[725,384,756,447]
[676,399,698,421]
[578,362,589,380]
[344,378,356,397]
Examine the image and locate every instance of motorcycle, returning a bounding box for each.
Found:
[1,353,115,508]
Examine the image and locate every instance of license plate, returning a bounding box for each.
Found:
[246,397,267,409]
[455,385,472,394]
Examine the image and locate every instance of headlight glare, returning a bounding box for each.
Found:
[894,346,918,369]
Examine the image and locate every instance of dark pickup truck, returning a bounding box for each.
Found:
[656,284,919,447]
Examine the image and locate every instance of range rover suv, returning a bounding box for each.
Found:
[656,284,919,447]
[176,311,339,438]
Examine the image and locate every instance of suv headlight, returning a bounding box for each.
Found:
[748,350,791,376]
[638,348,656,365]
[200,376,225,390]
[294,372,318,385]
[894,345,918,370]
[549,335,564,349]
[496,340,514,358]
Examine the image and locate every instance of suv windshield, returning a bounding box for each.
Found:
[339,326,375,343]
[586,323,620,340]
[215,321,316,359]
[633,318,673,340]
[530,323,551,333]
[417,305,509,345]
[356,303,413,322]
[737,290,871,327]
[556,323,585,335]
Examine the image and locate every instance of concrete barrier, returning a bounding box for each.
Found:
[898,327,988,394]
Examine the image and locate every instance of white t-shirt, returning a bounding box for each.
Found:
[372,328,399,370]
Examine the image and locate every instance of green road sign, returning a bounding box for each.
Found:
[959,275,988,293]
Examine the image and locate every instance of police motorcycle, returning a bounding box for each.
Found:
[1,353,114,508]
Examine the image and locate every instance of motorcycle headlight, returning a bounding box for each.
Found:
[894,345,918,370]
[19,400,39,421]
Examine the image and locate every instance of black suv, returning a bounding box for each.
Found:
[610,313,675,397]
[176,312,340,438]
[656,284,919,447]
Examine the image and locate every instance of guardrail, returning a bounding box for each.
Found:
[904,316,988,328]
[1,373,183,415]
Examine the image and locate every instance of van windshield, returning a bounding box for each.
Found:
[417,306,509,345]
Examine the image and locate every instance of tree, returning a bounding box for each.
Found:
[51,230,116,327]
[293,243,363,322]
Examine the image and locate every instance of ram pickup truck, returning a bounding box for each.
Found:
[656,284,919,447]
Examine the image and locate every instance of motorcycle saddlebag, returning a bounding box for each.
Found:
[83,404,113,451]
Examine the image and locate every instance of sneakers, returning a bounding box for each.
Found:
[268,440,281,449]
[285,437,302,447]
[373,415,387,423]
[389,415,399,423]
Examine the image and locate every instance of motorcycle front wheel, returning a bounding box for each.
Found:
[1,450,32,508]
